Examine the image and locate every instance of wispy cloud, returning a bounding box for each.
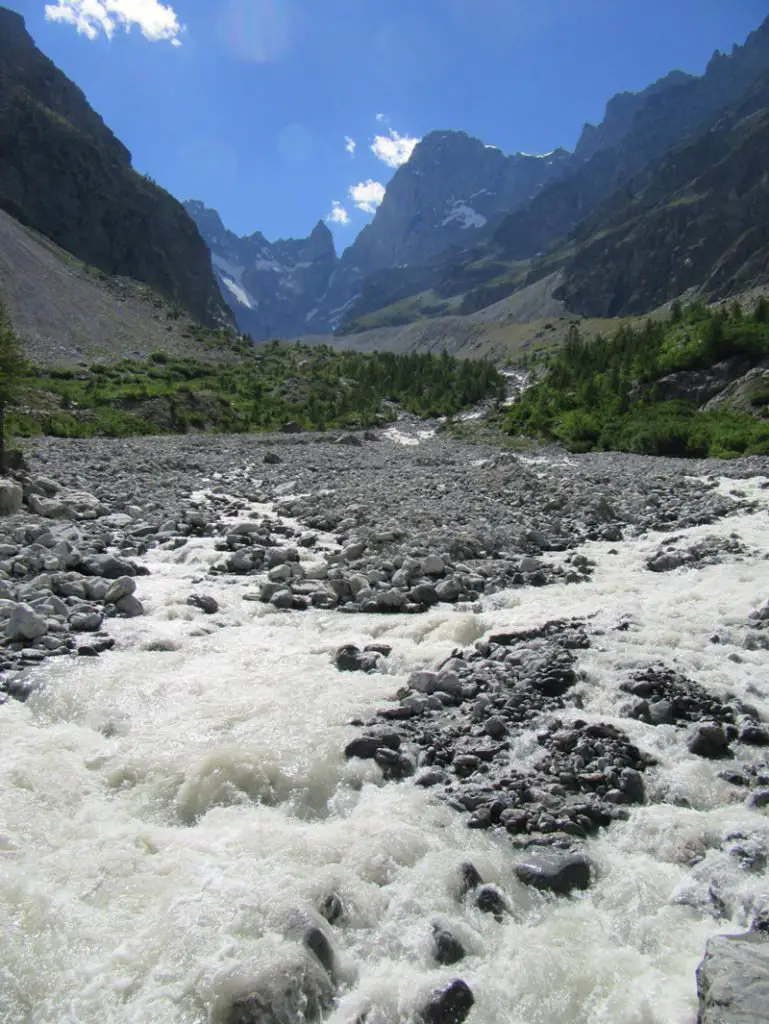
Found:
[371,129,420,169]
[44,0,183,44]
[375,112,387,122]
[344,136,357,156]
[349,180,385,215]
[327,201,350,226]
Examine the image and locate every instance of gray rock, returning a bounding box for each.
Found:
[104,576,137,603]
[335,645,381,673]
[80,554,137,579]
[343,541,367,562]
[6,603,48,641]
[187,594,219,615]
[422,555,445,577]
[688,723,731,759]
[115,594,144,618]
[436,578,462,603]
[696,932,769,1024]
[515,852,592,895]
[268,564,293,583]
[0,480,23,516]
[221,956,334,1024]
[409,582,440,607]
[27,494,72,519]
[69,610,104,632]
[270,589,294,610]
[409,670,441,695]
[432,925,465,966]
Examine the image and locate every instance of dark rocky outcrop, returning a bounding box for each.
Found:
[0,7,228,326]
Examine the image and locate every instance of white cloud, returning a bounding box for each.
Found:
[44,0,183,45]
[344,136,356,155]
[371,129,420,169]
[375,112,387,122]
[348,179,385,215]
[327,201,350,226]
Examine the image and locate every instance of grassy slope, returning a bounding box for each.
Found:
[9,343,505,439]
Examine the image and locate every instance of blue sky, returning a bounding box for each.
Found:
[9,0,769,251]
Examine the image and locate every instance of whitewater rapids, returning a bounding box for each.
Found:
[1,475,768,1024]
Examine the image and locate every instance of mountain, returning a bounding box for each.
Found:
[340,131,570,275]
[335,14,769,334]
[189,131,571,340]
[550,74,769,317]
[0,6,228,327]
[183,200,349,339]
[491,14,769,260]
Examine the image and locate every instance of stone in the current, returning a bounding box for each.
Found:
[432,924,465,965]
[115,594,144,618]
[269,589,294,610]
[418,979,474,1024]
[515,851,592,895]
[696,932,769,1024]
[187,594,219,615]
[335,645,381,673]
[104,576,137,604]
[263,452,282,464]
[222,957,334,1024]
[688,722,731,759]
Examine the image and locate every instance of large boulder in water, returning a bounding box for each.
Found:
[515,850,592,895]
[696,931,769,1024]
[220,956,334,1024]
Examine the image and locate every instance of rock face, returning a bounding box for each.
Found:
[553,74,769,317]
[344,131,570,276]
[696,932,769,1024]
[187,132,570,340]
[0,8,228,327]
[493,15,769,262]
[183,201,347,339]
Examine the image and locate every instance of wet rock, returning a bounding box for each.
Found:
[264,452,282,464]
[221,957,334,1024]
[515,851,592,895]
[475,884,506,920]
[417,980,474,1024]
[302,926,336,979]
[696,932,769,1024]
[344,732,400,760]
[115,594,144,618]
[104,576,137,604]
[688,723,732,759]
[335,645,381,673]
[432,924,465,965]
[319,892,343,925]
[187,593,219,615]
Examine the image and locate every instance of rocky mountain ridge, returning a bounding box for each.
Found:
[0,6,229,327]
[188,131,572,339]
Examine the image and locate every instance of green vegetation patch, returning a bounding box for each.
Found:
[7,341,504,439]
[505,298,769,458]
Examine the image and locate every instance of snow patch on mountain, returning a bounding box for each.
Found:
[441,201,488,229]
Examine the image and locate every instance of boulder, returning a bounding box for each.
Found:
[187,594,219,615]
[696,932,769,1024]
[104,576,137,604]
[115,594,144,618]
[0,480,23,516]
[6,602,47,641]
[27,494,72,519]
[432,925,465,966]
[80,554,137,579]
[335,645,381,673]
[418,979,474,1024]
[264,452,282,464]
[515,851,592,895]
[221,957,334,1024]
[688,723,732,759]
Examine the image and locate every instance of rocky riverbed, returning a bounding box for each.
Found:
[1,427,768,1023]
